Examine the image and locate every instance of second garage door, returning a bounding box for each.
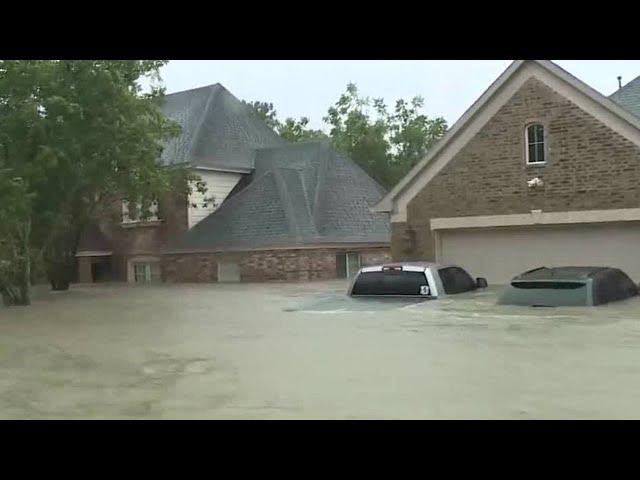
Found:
[437,222,640,284]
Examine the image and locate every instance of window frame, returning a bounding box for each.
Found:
[122,198,160,225]
[129,257,162,284]
[524,122,547,166]
[336,252,362,279]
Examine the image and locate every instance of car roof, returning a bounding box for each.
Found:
[512,266,611,281]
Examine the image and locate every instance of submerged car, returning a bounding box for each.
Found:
[348,262,487,299]
[498,266,639,307]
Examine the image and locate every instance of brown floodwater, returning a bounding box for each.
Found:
[2,280,640,419]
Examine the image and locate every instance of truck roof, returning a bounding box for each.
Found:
[366,261,449,271]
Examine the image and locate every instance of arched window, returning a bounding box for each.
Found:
[525,123,545,164]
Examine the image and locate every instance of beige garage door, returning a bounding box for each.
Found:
[438,223,640,284]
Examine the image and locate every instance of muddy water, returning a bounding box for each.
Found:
[2,281,640,419]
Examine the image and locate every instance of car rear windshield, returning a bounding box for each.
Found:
[351,271,430,296]
[498,281,589,306]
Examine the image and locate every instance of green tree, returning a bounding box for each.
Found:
[248,83,447,189]
[278,117,327,143]
[386,96,448,184]
[324,84,391,186]
[0,170,33,305]
[0,60,198,302]
[325,83,448,188]
[246,100,327,143]
[245,101,280,131]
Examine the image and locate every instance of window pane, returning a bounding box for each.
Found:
[149,263,162,283]
[438,267,476,294]
[134,264,146,283]
[526,124,545,163]
[535,124,544,143]
[535,143,545,163]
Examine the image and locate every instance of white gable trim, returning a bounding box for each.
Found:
[430,208,640,231]
[374,60,640,223]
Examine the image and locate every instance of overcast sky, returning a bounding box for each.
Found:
[152,60,640,131]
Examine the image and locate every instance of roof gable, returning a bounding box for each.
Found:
[374,60,640,222]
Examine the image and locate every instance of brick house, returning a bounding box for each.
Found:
[373,60,640,283]
[75,83,390,283]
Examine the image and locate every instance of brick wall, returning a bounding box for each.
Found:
[162,247,391,283]
[96,189,189,258]
[395,77,640,261]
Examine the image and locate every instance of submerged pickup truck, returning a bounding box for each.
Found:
[348,262,488,299]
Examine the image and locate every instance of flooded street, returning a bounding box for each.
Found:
[2,280,640,419]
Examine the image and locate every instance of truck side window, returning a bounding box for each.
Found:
[438,267,476,294]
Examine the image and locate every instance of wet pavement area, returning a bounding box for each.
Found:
[2,280,640,419]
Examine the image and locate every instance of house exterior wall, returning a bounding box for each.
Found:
[78,257,93,283]
[393,77,640,261]
[162,247,391,283]
[80,187,190,282]
[187,169,243,228]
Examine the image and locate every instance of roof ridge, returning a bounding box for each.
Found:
[185,85,221,162]
[164,83,222,97]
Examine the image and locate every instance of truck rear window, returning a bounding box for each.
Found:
[351,271,429,296]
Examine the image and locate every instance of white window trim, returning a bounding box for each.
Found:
[127,256,162,283]
[524,122,547,165]
[345,252,362,278]
[122,199,160,225]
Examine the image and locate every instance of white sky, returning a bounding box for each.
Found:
[152,60,640,131]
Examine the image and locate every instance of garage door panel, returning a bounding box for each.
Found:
[438,224,640,284]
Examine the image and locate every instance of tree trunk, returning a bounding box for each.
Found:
[47,254,74,292]
[1,221,31,306]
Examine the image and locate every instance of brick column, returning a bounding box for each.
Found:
[78,257,93,283]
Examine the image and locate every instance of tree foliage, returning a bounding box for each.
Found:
[0,170,33,305]
[248,83,447,189]
[0,60,193,302]
[245,100,327,143]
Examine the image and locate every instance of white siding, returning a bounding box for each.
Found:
[188,169,242,229]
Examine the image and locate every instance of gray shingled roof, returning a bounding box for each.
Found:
[165,142,390,252]
[159,84,285,171]
[609,76,640,119]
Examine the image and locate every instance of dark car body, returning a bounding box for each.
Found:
[498,266,639,306]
